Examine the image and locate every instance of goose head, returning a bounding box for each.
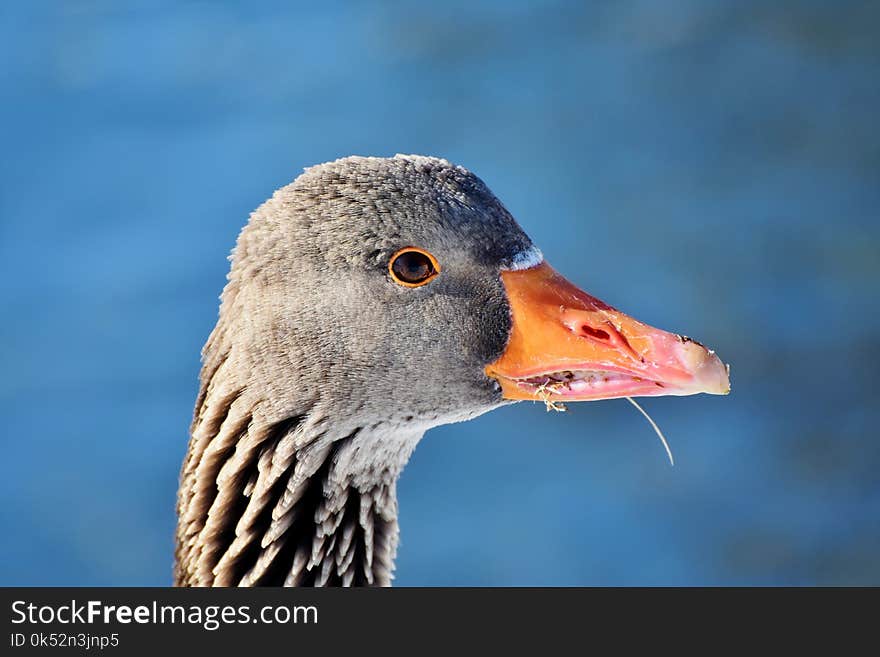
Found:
[175,154,729,587]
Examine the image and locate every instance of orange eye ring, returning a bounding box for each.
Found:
[388,247,441,288]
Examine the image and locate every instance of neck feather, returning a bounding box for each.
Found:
[175,365,422,587]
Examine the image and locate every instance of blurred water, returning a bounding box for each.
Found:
[1,0,878,585]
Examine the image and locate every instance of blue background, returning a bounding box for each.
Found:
[2,1,878,585]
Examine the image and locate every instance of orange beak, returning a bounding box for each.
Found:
[486,263,730,402]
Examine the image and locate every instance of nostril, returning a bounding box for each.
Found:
[581,325,610,341]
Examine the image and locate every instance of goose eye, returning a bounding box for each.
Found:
[389,248,440,287]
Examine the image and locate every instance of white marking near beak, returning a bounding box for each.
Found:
[506,245,544,271]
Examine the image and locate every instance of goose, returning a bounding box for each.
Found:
[174,154,729,587]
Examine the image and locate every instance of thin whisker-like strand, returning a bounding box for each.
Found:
[625,396,675,467]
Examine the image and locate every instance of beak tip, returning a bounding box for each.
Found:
[677,340,730,395]
[694,352,731,395]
